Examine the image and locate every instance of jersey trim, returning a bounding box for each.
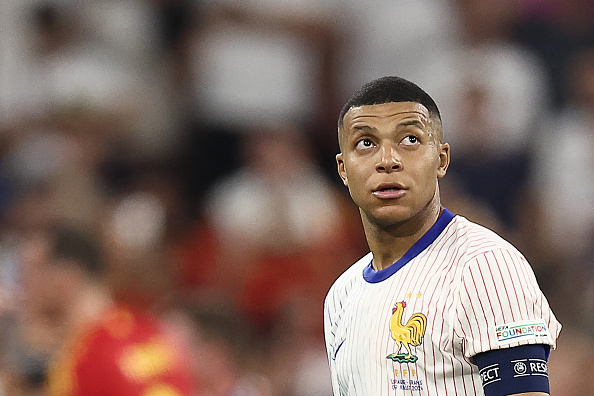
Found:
[363,208,456,283]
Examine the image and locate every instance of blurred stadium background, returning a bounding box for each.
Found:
[0,0,593,394]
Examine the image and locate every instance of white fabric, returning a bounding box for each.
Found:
[324,214,561,395]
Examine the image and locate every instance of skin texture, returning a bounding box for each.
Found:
[336,101,549,396]
[337,102,449,270]
[514,393,549,396]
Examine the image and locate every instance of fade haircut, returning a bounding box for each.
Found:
[338,76,443,140]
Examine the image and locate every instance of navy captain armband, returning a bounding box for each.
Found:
[473,344,551,396]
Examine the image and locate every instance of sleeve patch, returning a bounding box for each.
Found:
[510,358,548,377]
[494,319,549,346]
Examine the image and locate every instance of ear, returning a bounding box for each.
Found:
[336,153,349,187]
[437,142,450,178]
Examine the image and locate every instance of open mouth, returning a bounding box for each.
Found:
[377,187,401,192]
[373,184,406,199]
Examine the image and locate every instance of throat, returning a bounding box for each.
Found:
[371,248,407,271]
[363,206,443,271]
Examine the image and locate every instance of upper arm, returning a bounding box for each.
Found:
[455,248,560,358]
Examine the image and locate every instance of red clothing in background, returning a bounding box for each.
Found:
[48,306,195,396]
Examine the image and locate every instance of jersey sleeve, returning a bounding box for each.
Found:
[323,287,342,396]
[455,247,561,359]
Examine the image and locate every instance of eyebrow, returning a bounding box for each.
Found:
[352,118,425,128]
[351,120,425,133]
[396,120,425,130]
[351,125,375,132]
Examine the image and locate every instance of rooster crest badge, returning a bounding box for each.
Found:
[387,301,427,363]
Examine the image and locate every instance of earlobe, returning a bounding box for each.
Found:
[336,153,349,186]
[437,143,450,178]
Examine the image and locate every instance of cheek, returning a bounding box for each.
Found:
[344,161,369,186]
[411,155,441,188]
[341,163,367,201]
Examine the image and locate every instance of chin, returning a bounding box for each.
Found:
[367,198,438,228]
[367,205,414,227]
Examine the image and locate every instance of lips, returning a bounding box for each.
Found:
[373,182,406,199]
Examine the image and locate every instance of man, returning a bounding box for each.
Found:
[323,76,561,396]
[20,223,196,395]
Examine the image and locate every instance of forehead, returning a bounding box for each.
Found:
[342,102,431,129]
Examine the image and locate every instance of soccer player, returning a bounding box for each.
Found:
[20,223,196,396]
[323,76,561,396]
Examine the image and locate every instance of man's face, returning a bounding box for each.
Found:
[20,234,77,320]
[336,102,450,228]
[20,234,60,316]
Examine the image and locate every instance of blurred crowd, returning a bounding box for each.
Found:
[0,0,593,395]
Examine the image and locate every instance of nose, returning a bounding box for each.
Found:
[375,144,401,173]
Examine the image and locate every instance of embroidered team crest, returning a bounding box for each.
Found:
[387,301,427,363]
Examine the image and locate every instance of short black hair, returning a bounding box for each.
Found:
[338,76,442,129]
[48,223,103,276]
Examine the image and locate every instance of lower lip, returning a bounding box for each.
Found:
[373,189,405,199]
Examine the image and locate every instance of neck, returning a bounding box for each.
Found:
[363,195,442,271]
[66,282,112,332]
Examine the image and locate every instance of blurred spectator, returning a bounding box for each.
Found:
[176,0,345,210]
[0,226,47,396]
[435,0,550,229]
[0,0,181,161]
[179,0,345,202]
[19,221,196,395]
[265,294,333,396]
[102,190,174,309]
[337,0,460,101]
[27,3,140,118]
[0,1,592,394]
[179,125,365,336]
[0,0,40,126]
[184,0,342,130]
[524,46,594,329]
[515,0,594,107]
[2,108,128,232]
[206,128,342,256]
[530,46,594,262]
[166,304,273,396]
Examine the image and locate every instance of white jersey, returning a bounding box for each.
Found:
[324,209,561,395]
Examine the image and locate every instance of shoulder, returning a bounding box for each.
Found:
[47,310,135,396]
[75,307,169,366]
[447,214,524,261]
[325,252,371,307]
[75,308,192,392]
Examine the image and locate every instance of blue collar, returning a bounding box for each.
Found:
[362,208,456,283]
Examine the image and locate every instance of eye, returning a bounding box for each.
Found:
[401,135,419,146]
[355,138,375,150]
